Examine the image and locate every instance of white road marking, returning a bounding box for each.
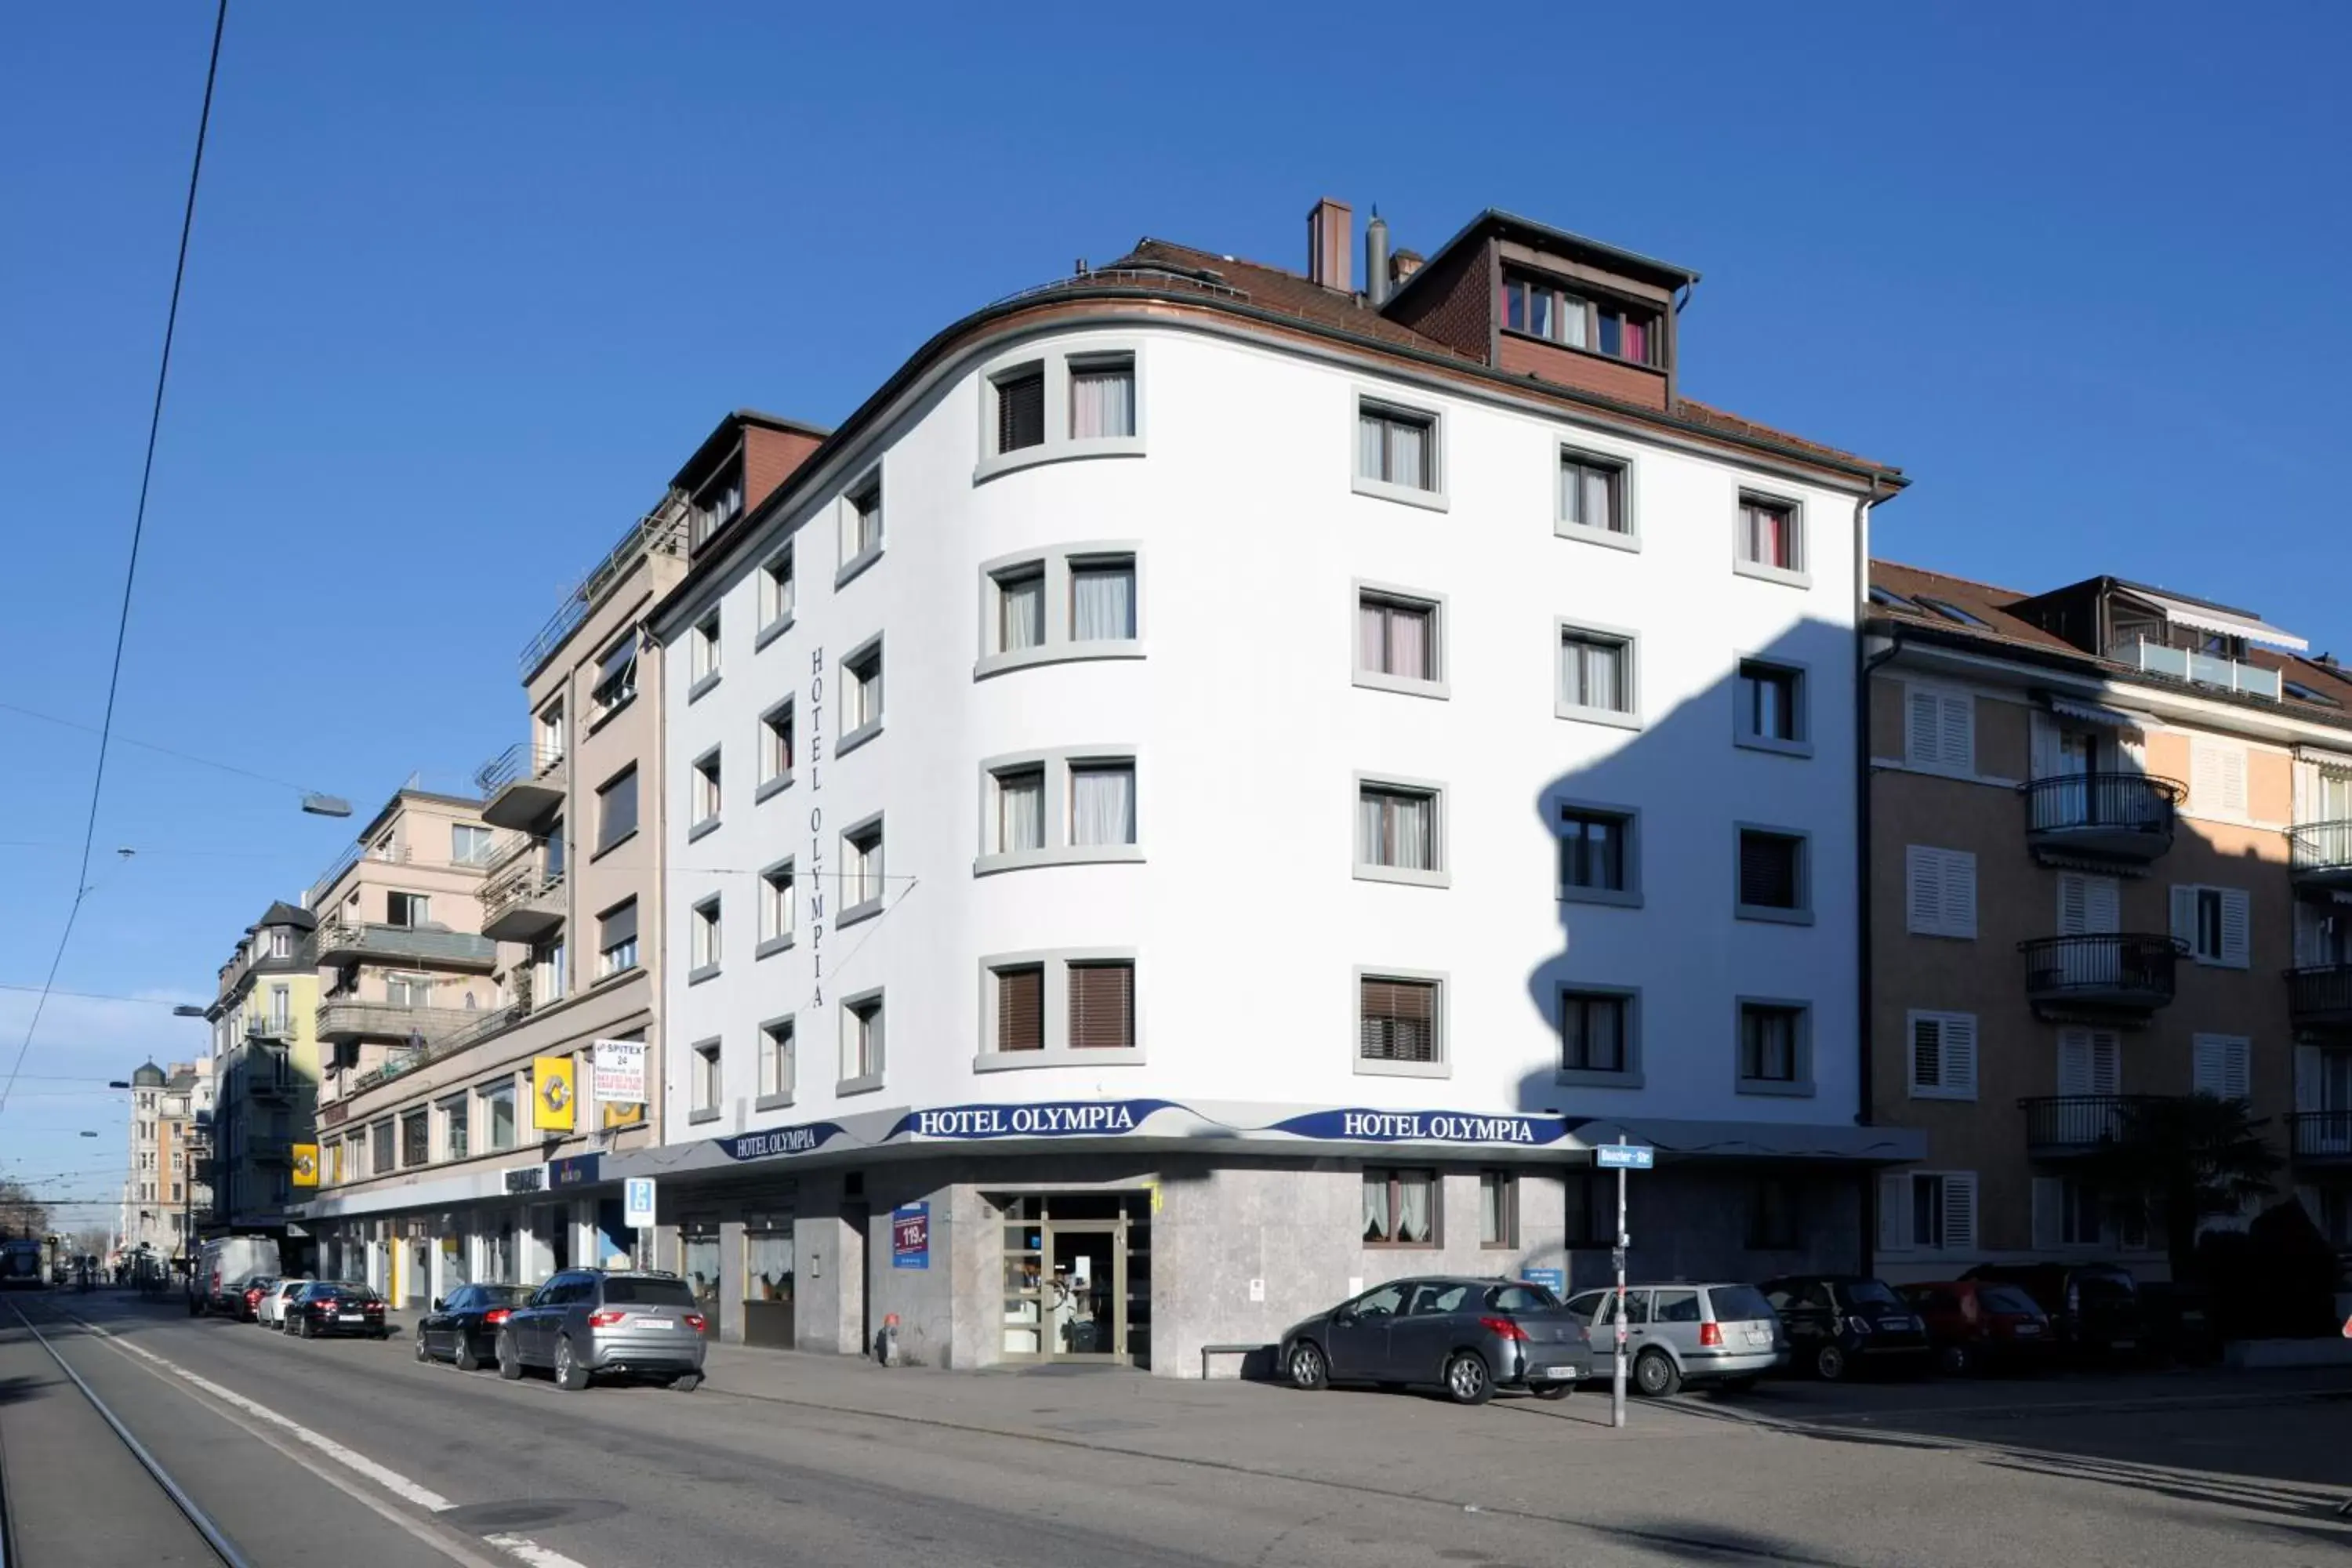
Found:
[61,1311,598,1568]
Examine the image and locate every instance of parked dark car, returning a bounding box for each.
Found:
[416,1283,533,1370]
[1759,1276,1932,1381]
[1279,1277,1593,1406]
[234,1275,278,1323]
[1897,1279,2056,1374]
[1962,1263,2143,1360]
[289,1281,389,1339]
[498,1269,707,1392]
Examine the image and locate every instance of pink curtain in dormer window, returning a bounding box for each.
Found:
[1622,318,1649,364]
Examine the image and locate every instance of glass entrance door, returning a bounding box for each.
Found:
[1047,1223,1120,1360]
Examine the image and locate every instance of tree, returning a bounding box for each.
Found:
[0,1179,48,1241]
[2080,1094,2282,1283]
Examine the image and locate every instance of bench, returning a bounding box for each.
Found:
[1200,1342,1272,1381]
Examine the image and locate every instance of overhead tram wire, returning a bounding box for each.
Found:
[0,0,229,1121]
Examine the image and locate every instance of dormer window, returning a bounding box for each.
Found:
[688,464,744,549]
[1503,271,1660,368]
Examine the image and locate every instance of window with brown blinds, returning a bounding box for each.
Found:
[1737,829,1804,912]
[996,369,1045,453]
[1068,961,1134,1051]
[996,965,1044,1053]
[1359,978,1437,1063]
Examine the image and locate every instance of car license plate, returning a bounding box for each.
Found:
[2112,1339,2136,1351]
[1543,1365,1577,1379]
[2013,1323,2042,1336]
[1745,1327,1771,1345]
[339,1313,362,1322]
[1882,1316,1915,1331]
[637,1319,673,1329]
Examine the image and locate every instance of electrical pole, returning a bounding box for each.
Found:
[1611,1152,1628,1428]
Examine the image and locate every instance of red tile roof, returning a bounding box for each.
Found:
[1114,238,1896,477]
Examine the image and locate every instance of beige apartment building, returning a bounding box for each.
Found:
[1866,563,2352,1279]
[301,497,696,1305]
[117,1059,205,1271]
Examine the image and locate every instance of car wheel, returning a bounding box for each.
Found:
[414,1329,430,1363]
[1633,1348,1681,1398]
[1531,1381,1573,1401]
[670,1372,702,1393]
[1815,1344,1849,1382]
[554,1336,590,1392]
[454,1338,481,1373]
[1286,1340,1329,1392]
[1938,1344,1970,1377]
[497,1330,523,1381]
[298,1315,314,1340]
[1443,1351,1494,1406]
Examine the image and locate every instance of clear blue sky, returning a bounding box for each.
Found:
[2,2,2345,1216]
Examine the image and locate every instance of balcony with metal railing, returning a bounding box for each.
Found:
[2108,638,2282,702]
[2287,964,2352,1031]
[516,508,688,681]
[474,740,569,831]
[481,837,565,942]
[310,918,497,974]
[314,998,488,1045]
[2288,1110,2352,1167]
[2020,933,2183,1019]
[2289,821,2352,895]
[2020,773,2183,866]
[2020,1094,2167,1157]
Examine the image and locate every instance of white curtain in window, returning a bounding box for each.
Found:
[1388,607,1427,679]
[1358,602,1387,670]
[1001,577,1044,652]
[1567,639,1622,709]
[1071,765,1135,846]
[1070,368,1134,438]
[1071,564,1134,641]
[1357,412,1383,481]
[1397,1175,1432,1243]
[1389,421,1425,489]
[1359,791,1431,869]
[1000,775,1044,854]
[1580,467,1612,528]
[1362,1177,1391,1243]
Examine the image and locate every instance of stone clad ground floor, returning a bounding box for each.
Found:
[630,1149,1867,1374]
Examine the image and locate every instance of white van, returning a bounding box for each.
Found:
[191,1236,281,1316]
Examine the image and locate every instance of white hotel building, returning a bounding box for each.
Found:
[610,201,1918,1373]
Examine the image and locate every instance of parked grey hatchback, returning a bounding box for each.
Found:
[496,1269,708,1392]
[1279,1277,1594,1405]
[1563,1283,1786,1396]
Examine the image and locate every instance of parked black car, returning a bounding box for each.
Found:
[289,1281,388,1339]
[1961,1263,2143,1360]
[416,1283,533,1370]
[1759,1275,1933,1381]
[1279,1276,1592,1406]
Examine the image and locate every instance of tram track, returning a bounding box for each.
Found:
[2,1293,252,1566]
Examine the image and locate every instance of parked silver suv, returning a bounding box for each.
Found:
[496,1269,708,1392]
[1564,1282,1786,1396]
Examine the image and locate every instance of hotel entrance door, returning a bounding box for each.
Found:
[998,1193,1150,1367]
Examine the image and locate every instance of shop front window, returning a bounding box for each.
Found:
[441,1232,472,1292]
[743,1225,794,1348]
[682,1225,720,1314]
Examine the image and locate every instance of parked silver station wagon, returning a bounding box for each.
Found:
[1564,1282,1787,1396]
[496,1269,709,1392]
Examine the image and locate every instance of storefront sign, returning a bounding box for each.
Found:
[717,1122,845,1161]
[591,1040,647,1105]
[550,1153,601,1189]
[291,1143,319,1188]
[895,1101,1176,1140]
[532,1055,578,1133]
[505,1167,546,1195]
[1521,1267,1566,1294]
[1266,1109,1570,1146]
[891,1203,929,1269]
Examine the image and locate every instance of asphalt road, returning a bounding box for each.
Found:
[2,1289,2347,1568]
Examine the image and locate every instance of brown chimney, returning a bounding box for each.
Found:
[1306,198,1352,292]
[1390,248,1425,288]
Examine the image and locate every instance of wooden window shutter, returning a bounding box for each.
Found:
[1940,695,1973,773]
[1944,1014,1977,1096]
[2170,884,2199,946]
[1910,1014,1942,1091]
[1906,846,1944,935]
[1942,851,1977,937]
[2089,1032,2122,1095]
[2057,1029,2091,1095]
[2059,875,2090,936]
[996,966,1044,1052]
[1067,962,1134,1051]
[1941,1174,1978,1252]
[2220,888,2251,968]
[1905,690,1941,766]
[2193,1034,2227,1098]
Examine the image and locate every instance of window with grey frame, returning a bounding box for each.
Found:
[1739,494,1801,573]
[993,964,1044,1053]
[596,765,638,851]
[843,993,884,1082]
[1069,960,1134,1050]
[1069,555,1135,641]
[1356,402,1436,491]
[1559,627,1633,715]
[591,634,637,713]
[991,765,1046,855]
[1068,354,1134,439]
[1559,989,1630,1075]
[760,700,795,789]
[597,898,639,978]
[758,1018,794,1101]
[691,749,721,829]
[845,475,883,563]
[758,543,795,631]
[1740,1003,1804,1084]
[1559,450,1628,535]
[1359,976,1438,1065]
[1363,1167,1438,1246]
[844,643,883,735]
[1738,659,1806,746]
[1479,1171,1518,1248]
[1558,806,1632,897]
[993,562,1046,655]
[690,895,721,975]
[995,366,1045,453]
[1358,783,1438,874]
[1069,760,1135,848]
[844,820,884,912]
[758,862,794,948]
[1737,829,1807,916]
[690,608,721,688]
[691,1040,722,1116]
[1357,590,1438,684]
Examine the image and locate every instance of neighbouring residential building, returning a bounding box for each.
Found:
[116,1059,205,1268]
[296,461,778,1307]
[1864,564,2352,1279]
[203,900,321,1255]
[608,197,1915,1372]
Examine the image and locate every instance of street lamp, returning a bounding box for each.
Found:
[172,1005,207,1018]
[301,793,353,818]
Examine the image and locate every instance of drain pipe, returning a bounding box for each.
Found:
[1855,488,1900,1276]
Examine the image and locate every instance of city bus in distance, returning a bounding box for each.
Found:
[0,1238,46,1290]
